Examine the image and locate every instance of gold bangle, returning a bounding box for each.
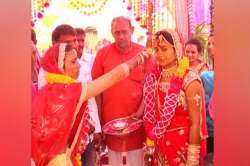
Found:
[186,144,200,166]
[186,160,199,166]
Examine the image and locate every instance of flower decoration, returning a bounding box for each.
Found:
[146,137,155,147]
[175,56,189,78]
[75,153,82,166]
[45,73,76,84]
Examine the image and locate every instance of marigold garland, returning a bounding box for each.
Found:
[68,0,108,16]
[75,153,82,166]
[45,73,76,84]
[175,56,189,78]
[146,137,155,146]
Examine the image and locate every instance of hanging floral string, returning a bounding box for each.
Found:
[31,0,51,27]
[124,0,184,37]
[210,0,214,33]
[68,0,108,16]
[124,0,154,36]
[147,0,153,35]
[187,0,196,35]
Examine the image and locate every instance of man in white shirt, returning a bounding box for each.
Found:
[75,27,101,166]
[38,24,79,89]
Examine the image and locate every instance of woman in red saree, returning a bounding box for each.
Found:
[32,43,149,166]
[143,29,207,166]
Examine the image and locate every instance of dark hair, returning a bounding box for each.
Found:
[52,24,76,43]
[155,30,174,45]
[31,29,37,45]
[75,28,85,36]
[185,38,203,53]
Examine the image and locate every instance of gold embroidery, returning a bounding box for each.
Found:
[161,65,178,81]
[179,129,185,135]
[178,90,187,108]
[193,94,201,106]
[174,157,181,163]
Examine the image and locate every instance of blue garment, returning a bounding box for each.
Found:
[200,71,214,137]
[82,141,95,166]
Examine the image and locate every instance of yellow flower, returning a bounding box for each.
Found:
[75,153,82,166]
[45,73,77,84]
[175,56,189,78]
[146,137,155,146]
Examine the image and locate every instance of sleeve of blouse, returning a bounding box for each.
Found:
[185,80,203,144]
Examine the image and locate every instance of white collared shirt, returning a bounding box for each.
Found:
[78,53,101,134]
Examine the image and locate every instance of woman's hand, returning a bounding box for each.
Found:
[94,133,106,153]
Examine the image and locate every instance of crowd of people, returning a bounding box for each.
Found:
[31,16,214,166]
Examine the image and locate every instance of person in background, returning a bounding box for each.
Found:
[200,71,214,165]
[207,34,214,70]
[92,16,147,166]
[31,29,40,98]
[185,38,209,74]
[75,27,101,166]
[84,26,100,55]
[200,33,215,166]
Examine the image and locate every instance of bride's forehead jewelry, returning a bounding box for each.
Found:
[153,34,174,48]
[160,65,177,78]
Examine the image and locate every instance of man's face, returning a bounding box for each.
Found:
[76,33,85,58]
[58,34,79,50]
[208,36,214,58]
[111,19,133,50]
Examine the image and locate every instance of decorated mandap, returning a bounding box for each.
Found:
[32,0,214,55]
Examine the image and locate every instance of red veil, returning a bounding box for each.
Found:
[32,44,91,166]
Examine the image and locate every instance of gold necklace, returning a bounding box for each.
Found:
[158,81,170,92]
[160,65,178,81]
